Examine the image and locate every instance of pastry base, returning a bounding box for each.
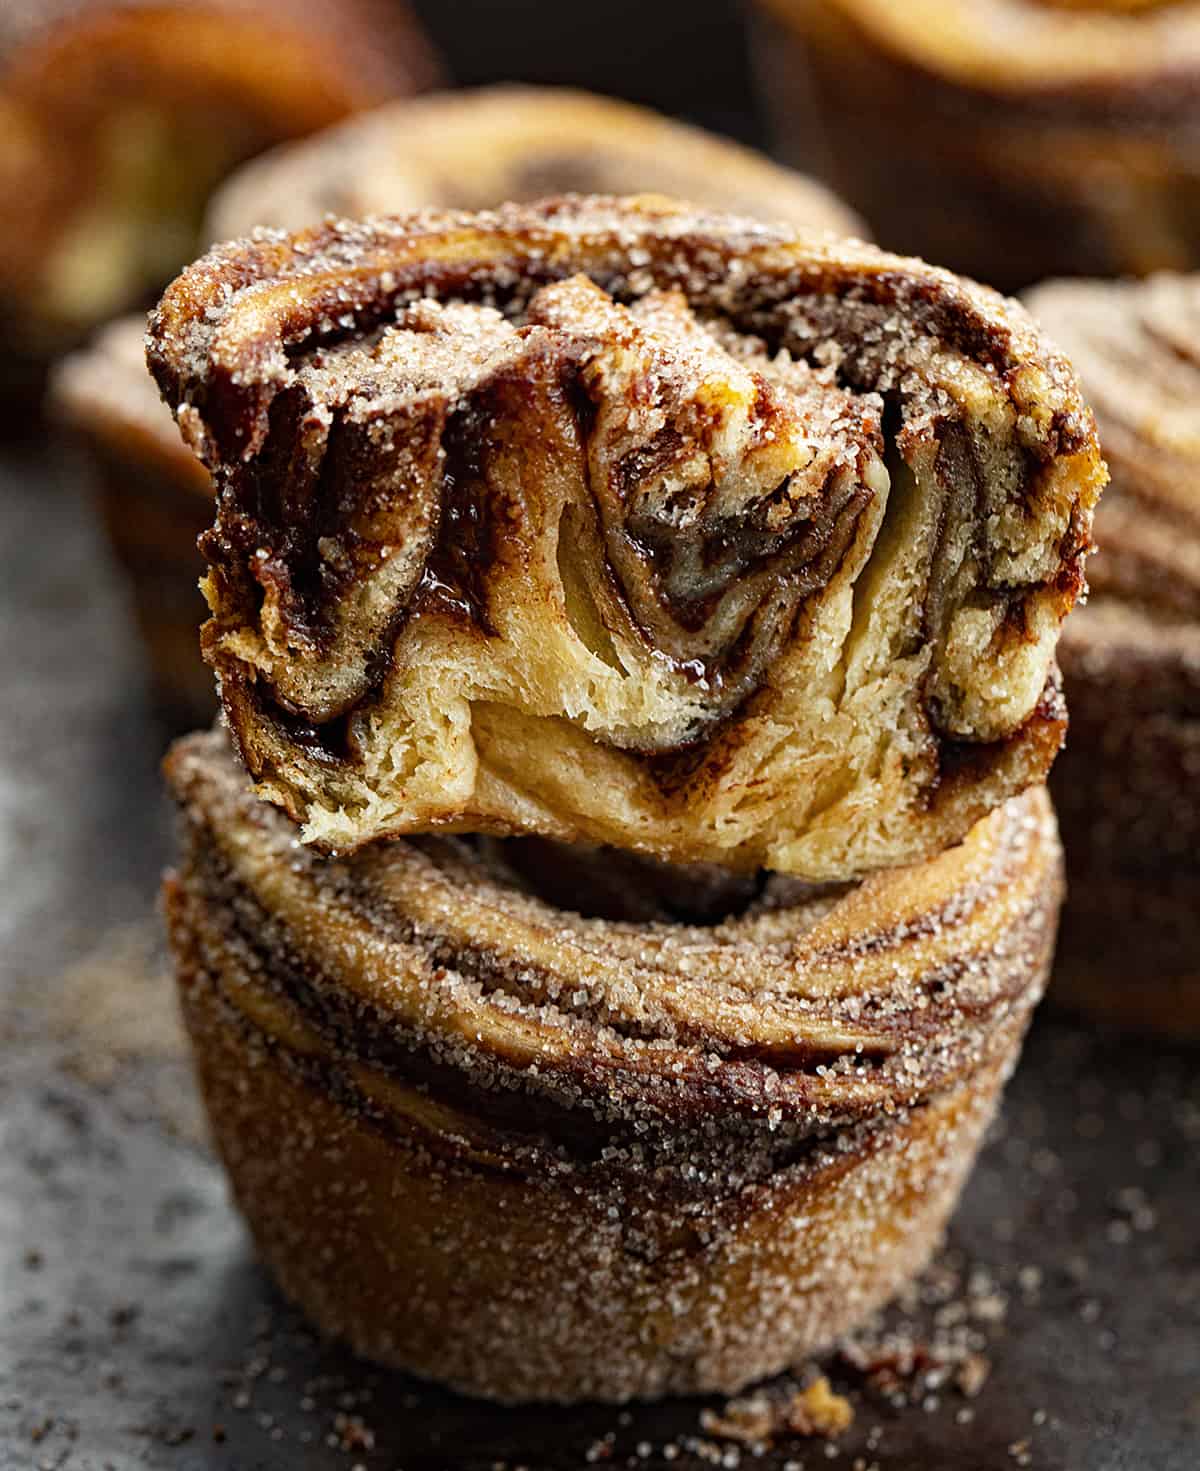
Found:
[170,905,1015,1402]
[162,732,1061,1403]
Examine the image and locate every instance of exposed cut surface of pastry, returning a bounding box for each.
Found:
[148,197,1104,876]
[164,728,1062,1402]
[207,85,865,245]
[0,0,439,362]
[1026,273,1200,1036]
[753,0,1200,291]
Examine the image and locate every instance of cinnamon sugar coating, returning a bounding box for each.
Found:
[164,729,1062,1402]
[0,0,438,357]
[1026,274,1200,1036]
[147,196,1104,878]
[207,85,864,245]
[753,0,1200,291]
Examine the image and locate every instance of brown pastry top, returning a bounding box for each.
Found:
[0,0,439,345]
[167,727,1062,1157]
[1027,274,1200,633]
[148,196,1104,877]
[760,0,1200,89]
[207,85,865,246]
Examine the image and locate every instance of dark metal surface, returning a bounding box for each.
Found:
[2,450,1198,1471]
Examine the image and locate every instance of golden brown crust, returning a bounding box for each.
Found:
[753,0,1200,291]
[1024,273,1200,1035]
[147,196,1104,878]
[163,729,1062,1401]
[207,85,866,244]
[0,0,439,353]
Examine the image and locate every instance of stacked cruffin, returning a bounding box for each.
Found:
[150,196,1104,1403]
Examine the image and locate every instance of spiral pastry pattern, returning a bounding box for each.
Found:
[148,196,1103,878]
[165,729,1062,1402]
[53,98,861,725]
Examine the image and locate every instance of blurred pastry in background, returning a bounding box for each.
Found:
[50,318,213,724]
[751,0,1200,292]
[148,196,1103,877]
[1026,273,1200,1038]
[207,84,865,240]
[51,88,865,728]
[0,0,439,381]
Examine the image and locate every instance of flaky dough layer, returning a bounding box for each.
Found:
[50,97,860,721]
[149,196,1104,877]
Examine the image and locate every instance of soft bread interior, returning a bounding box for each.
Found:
[206,283,1068,872]
[150,204,1102,877]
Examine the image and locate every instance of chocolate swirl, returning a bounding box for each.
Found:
[164,728,1061,1400]
[1026,273,1200,1035]
[148,196,1103,877]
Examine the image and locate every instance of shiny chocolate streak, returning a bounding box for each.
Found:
[196,286,882,737]
[165,730,1062,1159]
[150,198,1100,783]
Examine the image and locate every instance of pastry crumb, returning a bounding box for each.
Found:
[700,1376,853,1447]
[788,1378,855,1437]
